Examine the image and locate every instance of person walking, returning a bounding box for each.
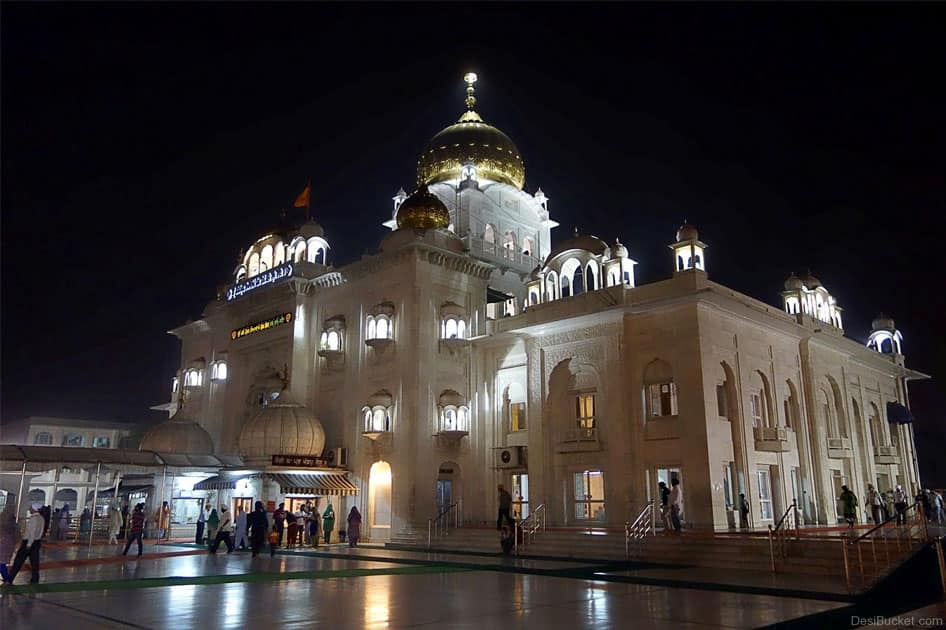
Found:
[209,506,234,554]
[196,503,209,545]
[347,506,362,547]
[0,503,18,577]
[233,506,249,551]
[272,503,286,547]
[496,484,513,530]
[669,479,684,533]
[865,484,885,526]
[1,503,45,585]
[79,508,92,537]
[246,501,268,558]
[738,493,751,530]
[932,490,945,523]
[322,503,336,544]
[206,507,219,547]
[121,503,146,557]
[108,503,123,545]
[58,504,71,540]
[658,481,672,532]
[840,485,858,528]
[894,485,908,525]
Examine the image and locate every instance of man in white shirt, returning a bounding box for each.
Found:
[669,479,684,533]
[2,503,45,585]
[209,505,234,554]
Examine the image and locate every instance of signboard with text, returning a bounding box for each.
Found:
[226,263,294,302]
[271,454,333,468]
[231,312,293,340]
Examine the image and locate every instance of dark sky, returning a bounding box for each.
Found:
[2,4,944,482]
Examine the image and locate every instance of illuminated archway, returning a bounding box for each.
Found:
[368,461,392,541]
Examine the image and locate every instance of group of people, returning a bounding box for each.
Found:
[195,500,364,555]
[860,484,945,527]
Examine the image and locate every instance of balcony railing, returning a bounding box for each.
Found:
[556,427,600,453]
[465,236,541,271]
[753,426,791,452]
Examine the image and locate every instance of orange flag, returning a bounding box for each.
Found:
[293,183,311,209]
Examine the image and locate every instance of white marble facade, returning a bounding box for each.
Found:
[161,77,926,537]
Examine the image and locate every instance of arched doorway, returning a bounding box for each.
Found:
[55,488,78,510]
[436,461,460,515]
[368,461,392,541]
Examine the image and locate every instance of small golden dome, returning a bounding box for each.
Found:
[395,184,451,230]
[417,74,525,190]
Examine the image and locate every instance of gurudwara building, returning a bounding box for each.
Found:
[147,74,928,539]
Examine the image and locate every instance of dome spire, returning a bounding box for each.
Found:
[459,72,483,123]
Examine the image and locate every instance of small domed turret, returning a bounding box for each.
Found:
[140,406,214,455]
[803,271,822,289]
[784,272,804,291]
[871,313,896,332]
[676,223,699,242]
[395,185,451,230]
[612,238,628,259]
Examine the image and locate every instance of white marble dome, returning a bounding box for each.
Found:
[140,408,214,455]
[238,392,325,464]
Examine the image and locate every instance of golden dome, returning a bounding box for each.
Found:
[416,74,525,190]
[395,184,451,230]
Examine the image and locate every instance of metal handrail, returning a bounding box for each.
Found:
[768,498,798,572]
[426,502,459,549]
[515,503,547,555]
[625,500,656,560]
[841,501,931,592]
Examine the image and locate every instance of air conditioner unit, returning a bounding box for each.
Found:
[326,447,348,468]
[494,446,521,469]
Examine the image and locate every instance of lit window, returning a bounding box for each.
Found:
[211,361,228,381]
[93,436,110,448]
[34,432,53,445]
[750,393,764,428]
[376,317,389,339]
[63,433,83,447]
[576,393,596,435]
[510,402,526,432]
[171,377,179,394]
[574,470,605,521]
[184,369,203,387]
[366,314,394,341]
[364,406,391,433]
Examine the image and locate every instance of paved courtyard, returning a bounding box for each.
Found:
[0,542,848,629]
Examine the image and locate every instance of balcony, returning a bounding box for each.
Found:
[556,427,601,453]
[874,445,900,465]
[465,235,541,273]
[827,436,853,458]
[753,426,791,453]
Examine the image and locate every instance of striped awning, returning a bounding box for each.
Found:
[193,475,240,491]
[268,473,358,496]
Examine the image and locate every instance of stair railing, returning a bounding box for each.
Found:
[625,500,656,560]
[514,503,546,555]
[841,501,931,592]
[426,502,460,549]
[767,498,798,572]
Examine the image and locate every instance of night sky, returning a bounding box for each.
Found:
[2,5,943,482]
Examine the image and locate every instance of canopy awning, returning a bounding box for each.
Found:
[97,484,153,498]
[193,475,243,491]
[0,445,244,472]
[268,473,358,496]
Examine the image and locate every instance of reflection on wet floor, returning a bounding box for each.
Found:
[0,544,846,629]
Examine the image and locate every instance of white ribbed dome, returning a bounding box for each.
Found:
[140,408,214,455]
[238,392,325,464]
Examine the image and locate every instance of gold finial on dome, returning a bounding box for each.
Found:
[459,72,482,123]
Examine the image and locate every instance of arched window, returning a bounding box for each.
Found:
[445,318,458,339]
[274,241,285,266]
[869,402,885,450]
[522,236,535,257]
[546,271,558,301]
[260,244,273,272]
[750,372,773,428]
[444,408,457,430]
[327,330,340,350]
[367,316,377,340]
[561,274,572,297]
[438,391,469,433]
[376,317,389,339]
[457,320,466,338]
[585,264,596,292]
[248,252,260,277]
[62,433,84,447]
[294,242,306,262]
[364,391,393,433]
[643,359,677,418]
[235,266,247,282]
[211,361,228,381]
[484,224,496,243]
[34,432,53,445]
